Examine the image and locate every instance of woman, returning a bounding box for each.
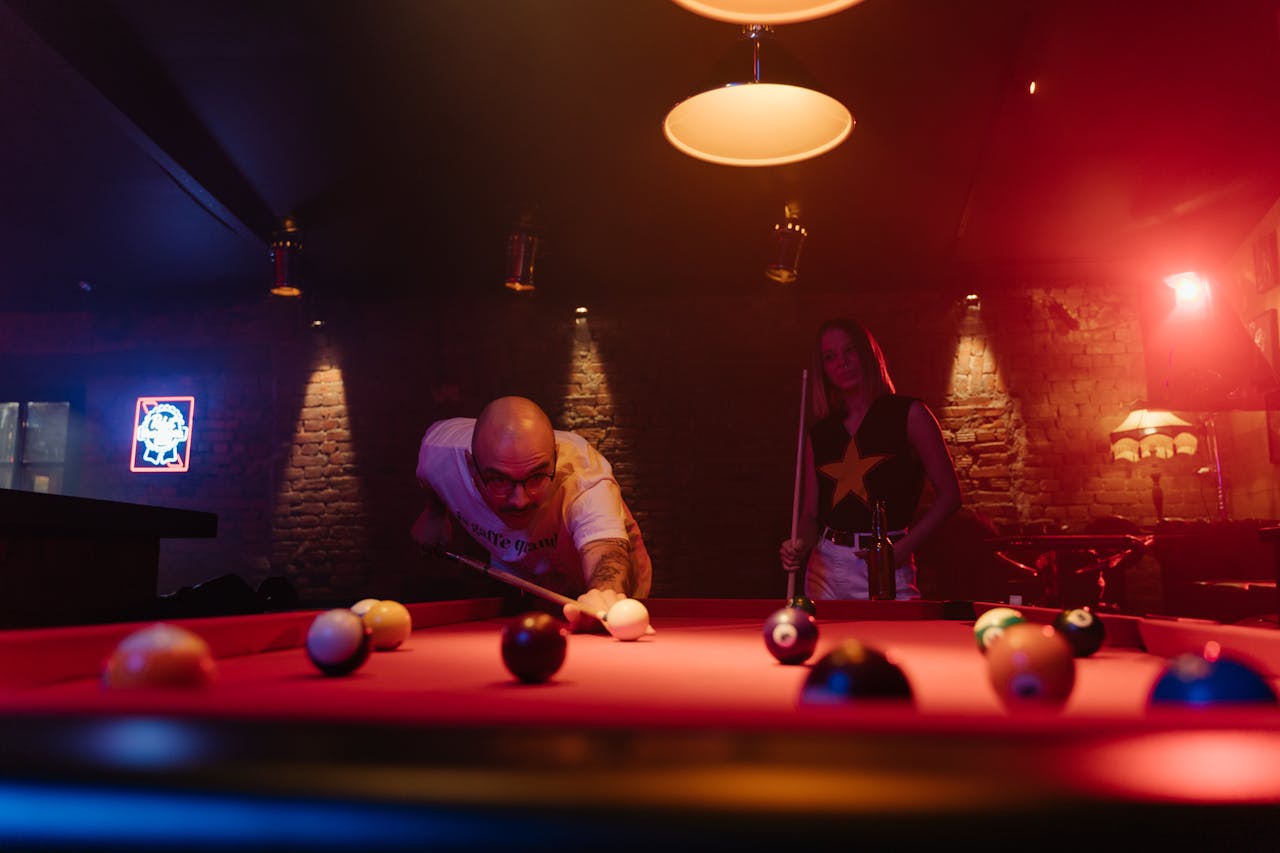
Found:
[780,318,961,599]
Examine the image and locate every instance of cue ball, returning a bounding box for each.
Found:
[973,606,1025,654]
[351,598,381,617]
[102,623,217,689]
[763,606,819,665]
[786,595,818,618]
[604,598,650,641]
[1148,653,1279,707]
[986,622,1075,708]
[1052,607,1106,657]
[362,600,412,650]
[306,608,373,677]
[501,612,568,684]
[799,639,914,704]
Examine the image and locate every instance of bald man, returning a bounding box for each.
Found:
[412,396,652,631]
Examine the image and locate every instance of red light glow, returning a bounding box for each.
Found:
[1163,271,1211,314]
[1078,732,1280,802]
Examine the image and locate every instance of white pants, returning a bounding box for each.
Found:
[806,535,921,601]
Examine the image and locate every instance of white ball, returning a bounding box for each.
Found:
[605,599,650,642]
[351,598,381,617]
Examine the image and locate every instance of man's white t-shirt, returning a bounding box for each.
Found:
[416,418,652,598]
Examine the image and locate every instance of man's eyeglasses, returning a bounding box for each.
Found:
[471,455,557,499]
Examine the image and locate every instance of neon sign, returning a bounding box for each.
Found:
[131,396,194,473]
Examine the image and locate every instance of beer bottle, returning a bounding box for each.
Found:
[868,498,896,601]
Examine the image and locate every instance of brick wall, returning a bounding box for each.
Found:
[0,277,1256,604]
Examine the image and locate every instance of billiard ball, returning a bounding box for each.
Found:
[362,600,412,650]
[501,612,568,684]
[1149,653,1279,707]
[351,598,380,617]
[306,608,372,676]
[786,595,818,618]
[604,598,651,641]
[1052,607,1106,657]
[763,606,819,665]
[985,621,1075,708]
[101,623,217,689]
[973,606,1025,654]
[799,639,913,704]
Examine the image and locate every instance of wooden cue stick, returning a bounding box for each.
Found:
[437,547,578,608]
[435,546,656,635]
[788,368,809,601]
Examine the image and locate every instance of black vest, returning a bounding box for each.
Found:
[811,394,925,532]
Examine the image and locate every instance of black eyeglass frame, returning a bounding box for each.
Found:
[470,449,558,499]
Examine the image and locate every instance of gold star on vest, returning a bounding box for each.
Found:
[820,442,890,508]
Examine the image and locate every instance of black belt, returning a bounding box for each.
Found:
[822,527,906,548]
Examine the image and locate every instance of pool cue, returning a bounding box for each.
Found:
[432,546,654,633]
[787,368,809,602]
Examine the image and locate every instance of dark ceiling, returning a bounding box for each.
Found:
[2,0,1279,312]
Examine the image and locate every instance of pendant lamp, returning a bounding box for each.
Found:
[663,25,853,167]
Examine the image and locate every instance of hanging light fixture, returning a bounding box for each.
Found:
[269,216,303,297]
[765,202,806,284]
[503,211,540,293]
[670,0,866,25]
[664,25,853,167]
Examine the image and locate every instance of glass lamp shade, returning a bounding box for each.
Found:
[665,26,853,167]
[1109,408,1198,462]
[665,83,852,166]
[671,0,866,24]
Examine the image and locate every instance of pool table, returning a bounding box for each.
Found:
[1,598,1279,850]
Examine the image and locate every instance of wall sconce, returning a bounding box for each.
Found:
[671,0,865,24]
[269,216,303,297]
[504,212,540,293]
[765,203,806,284]
[964,293,982,311]
[663,25,853,167]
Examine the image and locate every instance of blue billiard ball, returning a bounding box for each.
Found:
[1149,653,1279,707]
[763,606,819,665]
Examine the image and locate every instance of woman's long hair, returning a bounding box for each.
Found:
[809,317,896,420]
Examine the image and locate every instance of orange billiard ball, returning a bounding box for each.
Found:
[362,600,412,651]
[102,623,217,689]
[986,621,1076,709]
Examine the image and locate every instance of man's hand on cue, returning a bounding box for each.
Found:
[563,588,627,634]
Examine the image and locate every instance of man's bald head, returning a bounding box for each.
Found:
[469,397,558,526]
[473,396,554,459]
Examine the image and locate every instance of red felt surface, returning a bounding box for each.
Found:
[2,598,1278,739]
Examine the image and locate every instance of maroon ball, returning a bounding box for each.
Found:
[501,612,568,684]
[763,607,819,665]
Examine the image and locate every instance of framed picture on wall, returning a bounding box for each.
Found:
[1268,390,1280,464]
[1255,229,1279,293]
[1249,309,1279,367]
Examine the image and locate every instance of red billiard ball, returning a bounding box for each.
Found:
[986,622,1075,708]
[102,623,217,689]
[763,606,819,665]
[501,612,568,684]
[799,639,914,704]
[306,609,373,676]
[1052,607,1106,657]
